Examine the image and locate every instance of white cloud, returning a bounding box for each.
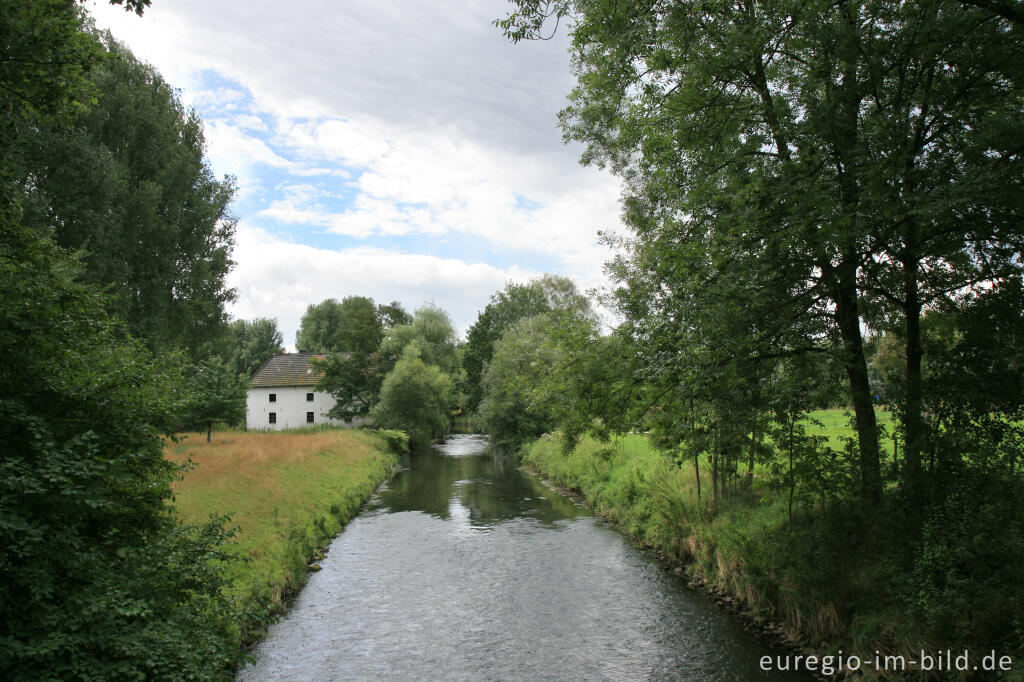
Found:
[203,120,295,173]
[228,224,537,349]
[281,117,393,167]
[259,115,623,275]
[229,114,268,132]
[86,0,628,333]
[186,87,247,110]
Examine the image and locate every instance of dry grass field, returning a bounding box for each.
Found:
[165,428,397,612]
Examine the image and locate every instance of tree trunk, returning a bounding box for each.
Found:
[835,263,883,501]
[788,415,795,530]
[207,423,212,443]
[902,240,924,497]
[745,428,757,489]
[892,436,899,477]
[826,20,881,502]
[694,452,701,502]
[711,431,719,509]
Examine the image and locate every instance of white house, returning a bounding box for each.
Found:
[246,351,369,431]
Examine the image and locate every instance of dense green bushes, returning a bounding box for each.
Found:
[0,226,243,679]
[374,429,411,454]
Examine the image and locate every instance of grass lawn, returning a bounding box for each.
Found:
[804,408,896,457]
[165,428,397,621]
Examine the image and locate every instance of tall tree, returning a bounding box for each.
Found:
[370,345,454,448]
[381,303,460,376]
[19,32,237,356]
[296,295,388,354]
[464,274,592,410]
[185,356,247,441]
[1,3,242,676]
[500,0,1024,501]
[296,298,345,352]
[377,300,412,330]
[477,315,565,450]
[465,281,550,411]
[227,317,285,378]
[0,219,239,680]
[313,298,413,419]
[335,296,384,356]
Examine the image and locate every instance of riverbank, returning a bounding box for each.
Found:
[165,428,399,646]
[240,433,806,680]
[523,426,1023,680]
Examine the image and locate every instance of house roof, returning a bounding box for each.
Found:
[250,352,327,387]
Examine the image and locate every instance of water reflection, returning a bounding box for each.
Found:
[372,436,583,527]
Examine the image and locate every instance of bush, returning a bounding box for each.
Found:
[909,471,1024,652]
[0,226,241,678]
[375,429,410,454]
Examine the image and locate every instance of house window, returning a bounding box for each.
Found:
[268,412,277,425]
[306,412,314,424]
[269,393,277,403]
[306,392,314,402]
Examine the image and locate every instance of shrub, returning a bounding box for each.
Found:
[375,429,410,455]
[0,225,241,678]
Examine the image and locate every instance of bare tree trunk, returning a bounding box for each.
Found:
[903,238,925,498]
[694,452,701,502]
[206,423,212,443]
[835,263,883,501]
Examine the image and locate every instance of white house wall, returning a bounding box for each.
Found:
[246,386,370,431]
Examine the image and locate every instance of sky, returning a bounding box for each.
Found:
[85,0,625,349]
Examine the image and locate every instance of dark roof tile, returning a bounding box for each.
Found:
[250,352,326,387]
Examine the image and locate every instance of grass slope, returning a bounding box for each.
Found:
[165,428,397,637]
[523,412,1022,680]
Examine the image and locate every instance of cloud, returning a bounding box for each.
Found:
[228,224,537,349]
[258,116,623,271]
[281,117,393,167]
[186,87,247,110]
[87,0,578,155]
[203,120,295,173]
[86,0,628,335]
[229,114,268,132]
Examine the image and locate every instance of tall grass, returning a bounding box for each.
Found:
[523,423,1024,678]
[165,428,397,639]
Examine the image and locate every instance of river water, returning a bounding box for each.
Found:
[238,434,806,681]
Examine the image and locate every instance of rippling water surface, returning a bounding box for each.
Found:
[238,434,806,681]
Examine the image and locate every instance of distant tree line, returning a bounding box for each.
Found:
[306,276,597,452]
[302,297,462,448]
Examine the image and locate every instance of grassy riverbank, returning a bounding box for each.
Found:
[523,413,1023,679]
[165,428,398,640]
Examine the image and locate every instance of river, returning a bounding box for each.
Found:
[238,434,807,680]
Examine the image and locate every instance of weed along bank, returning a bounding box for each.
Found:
[247,351,370,430]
